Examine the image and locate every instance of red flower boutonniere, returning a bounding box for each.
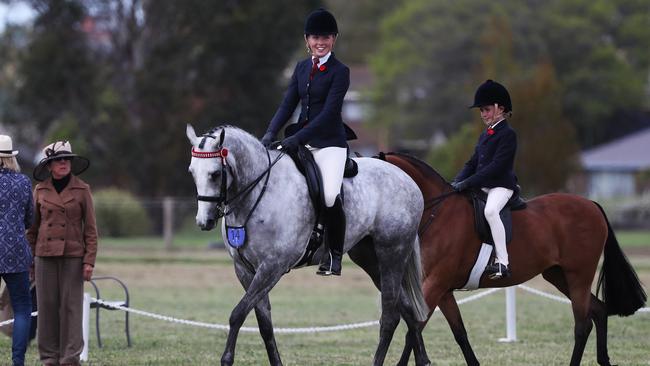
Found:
[319,64,327,72]
[487,128,495,136]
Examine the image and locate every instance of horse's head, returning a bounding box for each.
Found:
[186,124,236,230]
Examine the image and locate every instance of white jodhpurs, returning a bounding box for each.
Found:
[309,146,347,207]
[483,186,514,266]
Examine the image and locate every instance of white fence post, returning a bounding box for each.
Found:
[498,286,517,342]
[163,197,174,250]
[81,292,90,361]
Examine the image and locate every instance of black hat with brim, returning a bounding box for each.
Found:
[33,152,90,181]
[304,8,338,36]
[469,79,512,112]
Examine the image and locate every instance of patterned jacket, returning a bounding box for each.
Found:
[0,169,34,273]
[267,53,349,148]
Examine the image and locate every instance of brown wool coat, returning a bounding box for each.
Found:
[26,175,98,266]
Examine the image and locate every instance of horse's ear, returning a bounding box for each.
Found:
[186,124,199,146]
[218,129,225,147]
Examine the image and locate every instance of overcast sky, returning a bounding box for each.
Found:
[0,2,34,32]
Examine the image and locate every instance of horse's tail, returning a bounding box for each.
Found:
[594,201,647,316]
[404,235,429,322]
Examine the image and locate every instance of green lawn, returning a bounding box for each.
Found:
[616,230,650,247]
[3,250,648,366]
[100,229,221,249]
[99,229,650,251]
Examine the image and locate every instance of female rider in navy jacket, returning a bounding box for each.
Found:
[452,80,518,279]
[261,9,349,276]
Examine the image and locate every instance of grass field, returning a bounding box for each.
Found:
[2,242,649,366]
[99,228,650,249]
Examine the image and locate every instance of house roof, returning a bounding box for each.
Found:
[581,127,650,171]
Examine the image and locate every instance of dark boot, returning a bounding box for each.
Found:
[317,196,345,276]
[484,262,511,280]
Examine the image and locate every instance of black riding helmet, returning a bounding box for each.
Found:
[304,8,338,36]
[469,79,512,112]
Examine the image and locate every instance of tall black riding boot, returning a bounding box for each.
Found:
[317,196,346,276]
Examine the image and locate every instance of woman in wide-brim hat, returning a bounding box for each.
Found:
[0,134,34,366]
[27,140,98,366]
[33,140,90,181]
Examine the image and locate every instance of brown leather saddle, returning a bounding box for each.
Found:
[468,188,527,246]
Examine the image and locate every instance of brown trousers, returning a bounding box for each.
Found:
[35,257,83,366]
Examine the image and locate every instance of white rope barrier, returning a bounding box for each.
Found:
[0,286,646,331]
[456,287,501,305]
[88,289,503,333]
[517,284,650,312]
[517,284,571,304]
[91,297,378,333]
[0,311,38,327]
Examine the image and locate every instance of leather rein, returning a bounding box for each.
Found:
[418,190,456,236]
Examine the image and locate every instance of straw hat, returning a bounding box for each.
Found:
[33,140,90,181]
[0,135,19,157]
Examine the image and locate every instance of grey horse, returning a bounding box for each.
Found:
[186,124,431,366]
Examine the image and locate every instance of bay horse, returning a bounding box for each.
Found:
[383,152,646,366]
[186,125,431,366]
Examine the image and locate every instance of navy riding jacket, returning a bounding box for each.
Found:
[267,54,349,148]
[454,120,518,191]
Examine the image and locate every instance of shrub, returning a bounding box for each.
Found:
[94,188,152,237]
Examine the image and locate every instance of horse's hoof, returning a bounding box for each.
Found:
[221,354,234,366]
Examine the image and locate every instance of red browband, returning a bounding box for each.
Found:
[191,147,228,159]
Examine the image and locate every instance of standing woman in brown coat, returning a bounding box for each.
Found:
[26,141,98,366]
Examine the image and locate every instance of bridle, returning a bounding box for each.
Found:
[191,129,284,219]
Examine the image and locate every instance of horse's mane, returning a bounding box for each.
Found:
[198,124,260,149]
[386,152,451,188]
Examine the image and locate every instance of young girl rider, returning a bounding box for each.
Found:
[261,8,351,276]
[452,80,518,279]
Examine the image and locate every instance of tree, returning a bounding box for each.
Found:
[2,1,321,196]
[325,0,404,64]
[540,0,650,147]
[427,122,480,181]
[369,0,649,149]
[511,63,579,195]
[427,14,579,195]
[10,0,100,141]
[131,0,320,195]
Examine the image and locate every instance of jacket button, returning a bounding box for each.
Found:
[48,224,52,227]
[48,210,52,213]
[62,224,65,227]
[47,238,51,241]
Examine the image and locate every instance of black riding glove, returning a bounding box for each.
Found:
[261,132,275,148]
[451,179,469,192]
[280,135,301,153]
